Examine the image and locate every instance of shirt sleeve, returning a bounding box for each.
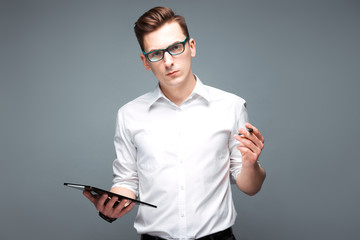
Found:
[111,108,139,196]
[229,99,248,183]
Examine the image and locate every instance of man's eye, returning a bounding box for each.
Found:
[169,44,180,51]
[152,51,162,56]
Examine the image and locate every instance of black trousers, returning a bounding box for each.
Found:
[141,227,236,240]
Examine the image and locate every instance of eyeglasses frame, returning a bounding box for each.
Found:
[142,36,189,62]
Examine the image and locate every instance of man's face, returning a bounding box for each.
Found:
[140,22,196,89]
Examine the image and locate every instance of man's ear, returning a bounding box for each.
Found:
[189,38,196,57]
[140,54,152,71]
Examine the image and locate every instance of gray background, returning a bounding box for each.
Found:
[1,0,359,239]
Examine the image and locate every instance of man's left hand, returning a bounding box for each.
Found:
[234,122,264,168]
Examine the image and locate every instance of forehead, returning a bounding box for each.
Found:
[143,22,186,52]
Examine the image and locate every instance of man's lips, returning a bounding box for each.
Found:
[166,70,178,76]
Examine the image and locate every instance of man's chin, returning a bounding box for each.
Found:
[159,78,184,88]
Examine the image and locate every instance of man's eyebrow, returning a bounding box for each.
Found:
[147,40,182,53]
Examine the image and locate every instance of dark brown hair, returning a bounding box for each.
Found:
[134,6,190,51]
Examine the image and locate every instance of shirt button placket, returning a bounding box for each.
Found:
[176,106,187,236]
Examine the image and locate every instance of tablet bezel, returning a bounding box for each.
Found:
[64,183,157,208]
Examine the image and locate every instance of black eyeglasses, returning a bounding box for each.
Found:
[143,37,188,62]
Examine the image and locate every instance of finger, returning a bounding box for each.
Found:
[95,194,109,212]
[83,190,96,203]
[107,196,119,208]
[118,201,136,218]
[245,123,265,144]
[237,128,263,150]
[240,124,264,148]
[237,146,257,160]
[238,137,261,154]
[110,198,132,218]
[102,196,119,215]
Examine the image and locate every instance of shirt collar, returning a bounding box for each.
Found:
[147,74,210,109]
[191,75,211,103]
[147,84,166,109]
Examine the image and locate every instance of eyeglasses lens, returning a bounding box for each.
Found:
[148,43,185,62]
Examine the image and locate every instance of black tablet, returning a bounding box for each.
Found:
[64,183,157,208]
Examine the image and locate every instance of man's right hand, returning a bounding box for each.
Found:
[83,189,136,220]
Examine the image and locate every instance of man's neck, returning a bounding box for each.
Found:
[160,74,196,106]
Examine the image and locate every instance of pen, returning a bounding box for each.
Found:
[238,128,253,136]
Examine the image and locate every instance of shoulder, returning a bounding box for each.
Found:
[205,84,246,107]
[116,91,153,117]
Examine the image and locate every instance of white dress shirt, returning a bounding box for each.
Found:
[112,76,248,239]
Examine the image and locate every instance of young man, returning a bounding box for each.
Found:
[84,6,265,240]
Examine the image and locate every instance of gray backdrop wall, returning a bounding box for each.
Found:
[1,0,359,239]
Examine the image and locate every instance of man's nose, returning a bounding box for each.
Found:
[163,51,174,66]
